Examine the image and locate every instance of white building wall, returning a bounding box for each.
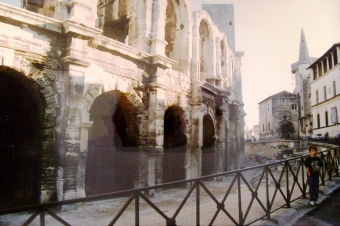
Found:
[310,45,340,137]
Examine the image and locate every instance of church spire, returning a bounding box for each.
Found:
[298,28,310,64]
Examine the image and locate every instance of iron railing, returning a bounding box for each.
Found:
[0,147,339,225]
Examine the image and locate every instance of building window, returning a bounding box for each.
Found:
[317,114,320,128]
[268,122,270,131]
[263,124,264,132]
[324,86,327,101]
[333,81,336,97]
[331,107,338,124]
[316,90,319,104]
[325,111,329,127]
[229,22,232,25]
[292,104,297,110]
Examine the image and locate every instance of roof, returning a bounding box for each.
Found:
[307,43,340,69]
[258,91,299,104]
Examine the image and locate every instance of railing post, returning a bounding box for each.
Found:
[237,172,243,225]
[336,148,340,177]
[301,157,307,199]
[321,152,326,186]
[40,210,45,226]
[285,162,291,208]
[135,192,139,226]
[265,166,270,219]
[196,181,200,226]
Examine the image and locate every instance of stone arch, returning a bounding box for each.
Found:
[85,90,140,195]
[193,11,217,83]
[163,105,187,185]
[201,113,216,177]
[164,0,192,74]
[97,0,131,43]
[0,65,57,208]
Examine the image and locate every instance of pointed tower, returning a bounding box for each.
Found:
[298,29,310,64]
[291,29,317,137]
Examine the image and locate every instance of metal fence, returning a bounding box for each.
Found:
[0,147,339,225]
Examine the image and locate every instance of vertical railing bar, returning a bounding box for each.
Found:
[301,157,307,198]
[196,180,200,226]
[285,162,291,208]
[40,210,45,226]
[321,152,326,185]
[266,166,270,219]
[135,192,139,226]
[238,172,242,225]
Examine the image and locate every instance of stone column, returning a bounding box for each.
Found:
[215,113,226,180]
[147,83,165,197]
[77,121,93,198]
[129,0,153,52]
[59,37,90,202]
[326,56,330,71]
[149,0,167,56]
[331,52,334,68]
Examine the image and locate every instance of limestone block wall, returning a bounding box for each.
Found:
[0,0,245,207]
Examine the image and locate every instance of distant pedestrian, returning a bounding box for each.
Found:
[304,145,323,206]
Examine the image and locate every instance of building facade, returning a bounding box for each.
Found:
[0,0,245,208]
[258,91,300,140]
[291,29,317,137]
[308,43,340,137]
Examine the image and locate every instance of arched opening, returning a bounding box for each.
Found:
[98,0,130,43]
[0,67,45,209]
[165,0,177,59]
[202,114,215,177]
[163,106,187,184]
[199,20,211,82]
[85,91,139,196]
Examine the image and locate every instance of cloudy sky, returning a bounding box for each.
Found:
[1,0,340,128]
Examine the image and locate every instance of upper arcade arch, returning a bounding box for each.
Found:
[164,0,192,74]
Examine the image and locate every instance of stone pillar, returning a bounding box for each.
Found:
[337,46,340,64]
[77,121,93,198]
[149,0,167,56]
[215,110,228,180]
[326,56,330,71]
[66,0,97,27]
[59,37,90,202]
[189,104,202,179]
[129,0,152,52]
[147,83,165,196]
[331,52,334,68]
[215,37,222,87]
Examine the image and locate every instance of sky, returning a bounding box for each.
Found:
[1,0,340,129]
[189,0,340,129]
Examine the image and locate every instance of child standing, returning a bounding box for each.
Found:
[304,145,323,206]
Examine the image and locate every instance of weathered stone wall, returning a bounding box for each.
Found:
[0,0,245,206]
